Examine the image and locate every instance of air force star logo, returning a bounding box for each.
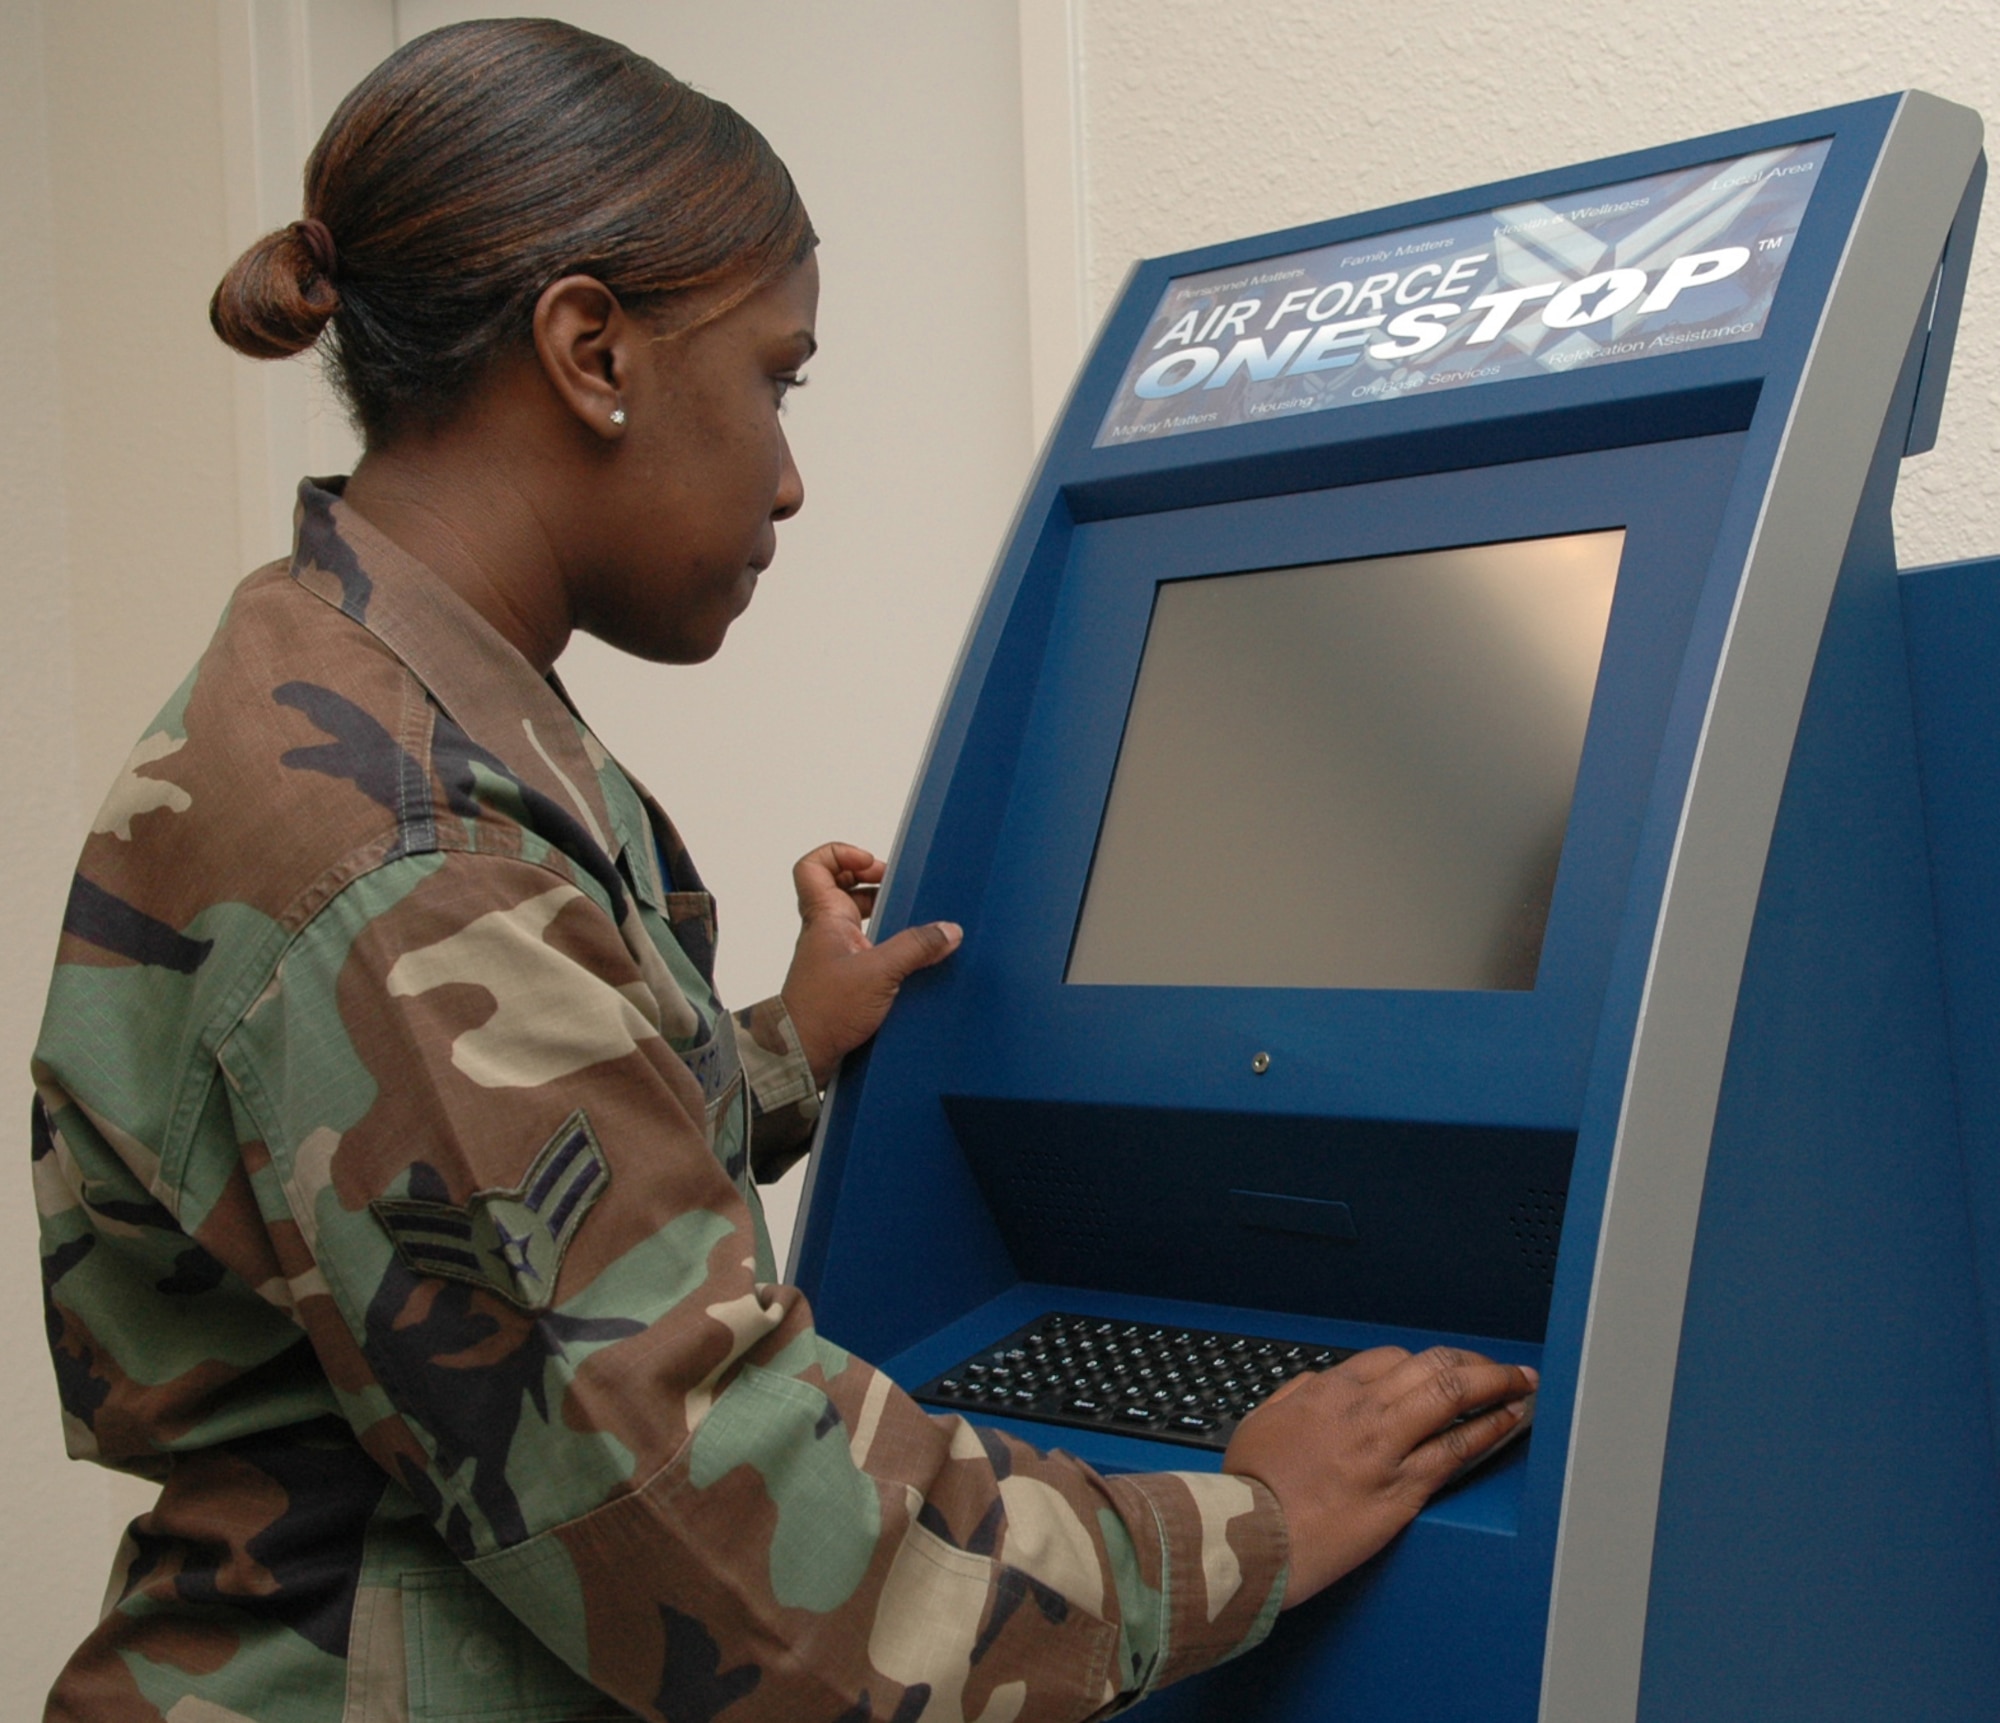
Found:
[371,1111,609,1310]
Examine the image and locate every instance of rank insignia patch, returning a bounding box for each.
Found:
[371,1111,609,1310]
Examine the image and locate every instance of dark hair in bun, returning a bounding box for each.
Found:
[210,221,343,360]
[209,17,815,446]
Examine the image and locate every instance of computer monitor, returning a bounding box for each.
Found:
[1069,531,1623,992]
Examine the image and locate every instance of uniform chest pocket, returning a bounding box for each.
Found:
[403,1566,633,1721]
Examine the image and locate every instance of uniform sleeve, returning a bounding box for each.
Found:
[731,994,821,1183]
[218,850,1288,1722]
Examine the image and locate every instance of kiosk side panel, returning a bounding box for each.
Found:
[1640,356,2000,1722]
[1902,553,2000,1458]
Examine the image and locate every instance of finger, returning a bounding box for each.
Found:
[1407,1394,1536,1483]
[795,843,881,897]
[826,845,884,886]
[1372,1346,1504,1403]
[866,921,963,983]
[1386,1356,1539,1434]
[1329,1346,1413,1385]
[795,861,874,923]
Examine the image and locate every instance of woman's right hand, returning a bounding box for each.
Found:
[1222,1346,1538,1606]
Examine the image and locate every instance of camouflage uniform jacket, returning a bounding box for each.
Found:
[34,480,1288,1723]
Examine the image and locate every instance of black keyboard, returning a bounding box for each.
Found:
[914,1312,1354,1452]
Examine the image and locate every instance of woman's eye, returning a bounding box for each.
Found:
[775,372,809,408]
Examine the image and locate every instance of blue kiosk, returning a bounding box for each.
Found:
[793,93,2000,1720]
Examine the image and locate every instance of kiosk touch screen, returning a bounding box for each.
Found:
[1069,532,1623,991]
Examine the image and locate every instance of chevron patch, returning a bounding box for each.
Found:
[371,1111,609,1310]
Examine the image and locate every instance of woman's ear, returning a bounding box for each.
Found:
[531,274,632,441]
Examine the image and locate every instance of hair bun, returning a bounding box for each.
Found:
[209,221,342,359]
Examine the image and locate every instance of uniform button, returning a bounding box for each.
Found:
[459,1630,505,1676]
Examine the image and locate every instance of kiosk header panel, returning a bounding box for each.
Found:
[1098,137,1828,445]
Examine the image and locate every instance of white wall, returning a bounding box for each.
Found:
[0,6,114,1708]
[1072,0,2000,567]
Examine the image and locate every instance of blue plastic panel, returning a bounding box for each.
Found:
[959,437,1744,1132]
[1902,553,2000,1453]
[1639,352,2000,1722]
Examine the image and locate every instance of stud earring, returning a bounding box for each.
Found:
[610,406,627,427]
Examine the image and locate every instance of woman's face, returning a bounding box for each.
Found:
[574,252,819,664]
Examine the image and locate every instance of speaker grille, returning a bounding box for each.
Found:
[1510,1187,1568,1285]
[998,1147,1116,1255]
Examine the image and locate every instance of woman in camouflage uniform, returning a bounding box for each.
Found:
[33,19,1536,1721]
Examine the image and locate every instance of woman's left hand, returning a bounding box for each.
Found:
[780,842,962,1086]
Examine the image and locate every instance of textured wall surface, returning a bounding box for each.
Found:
[1078,0,2000,566]
[0,9,101,1705]
[45,2,249,796]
